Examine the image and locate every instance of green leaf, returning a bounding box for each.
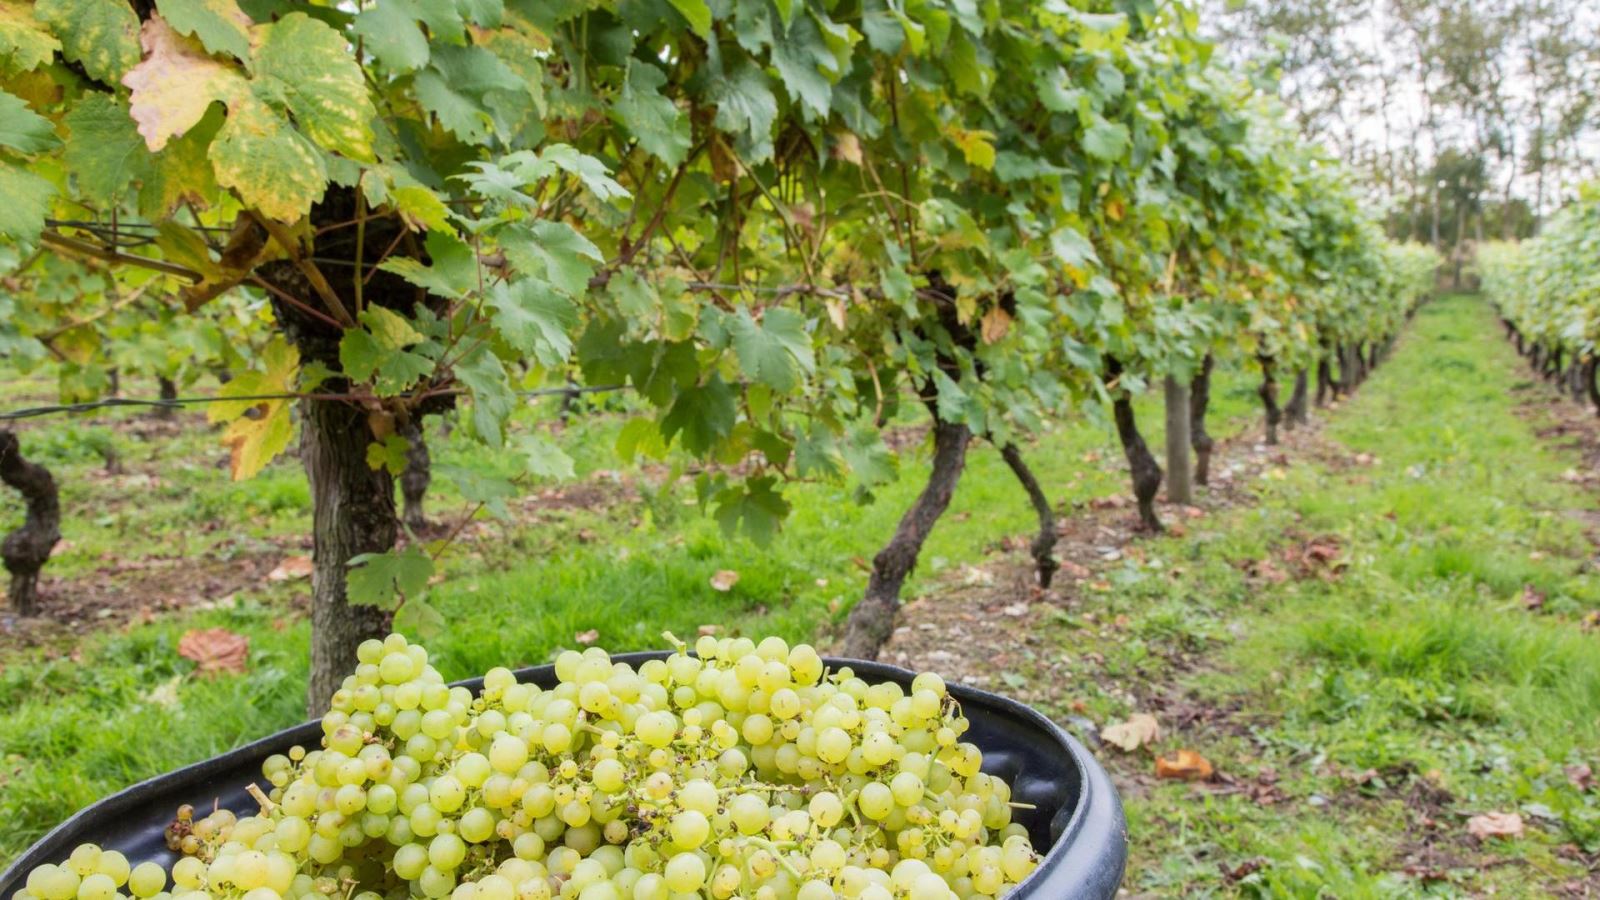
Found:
[376,231,477,299]
[712,476,790,546]
[34,0,140,84]
[661,374,736,456]
[502,220,601,296]
[366,434,410,475]
[0,89,59,153]
[526,145,628,203]
[210,94,326,221]
[394,597,446,637]
[346,548,434,609]
[1083,117,1130,162]
[415,43,522,143]
[514,433,575,480]
[707,60,777,147]
[667,0,712,38]
[769,15,833,118]
[361,306,424,350]
[63,95,152,205]
[351,0,431,71]
[0,161,55,241]
[0,4,61,73]
[154,0,251,60]
[613,61,689,166]
[454,344,516,446]
[253,13,376,161]
[730,307,814,393]
[489,278,577,368]
[841,423,895,489]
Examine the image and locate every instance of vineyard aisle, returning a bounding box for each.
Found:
[893,295,1600,896]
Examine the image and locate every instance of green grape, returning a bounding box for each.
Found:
[661,854,705,893]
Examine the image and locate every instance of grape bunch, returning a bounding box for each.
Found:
[12,633,1041,900]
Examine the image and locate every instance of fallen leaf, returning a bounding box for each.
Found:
[574,629,599,645]
[1521,584,1546,611]
[710,570,740,592]
[696,624,721,637]
[1565,764,1593,792]
[1155,749,1214,781]
[1580,610,1600,632]
[268,555,313,582]
[142,675,182,707]
[177,628,249,675]
[1100,713,1161,752]
[1466,812,1524,840]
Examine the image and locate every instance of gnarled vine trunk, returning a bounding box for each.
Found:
[1586,359,1600,417]
[1,431,60,616]
[302,398,395,714]
[153,375,178,420]
[841,420,970,659]
[1258,354,1282,445]
[400,418,431,533]
[1107,357,1163,532]
[998,443,1058,588]
[1163,375,1192,504]
[1189,353,1215,486]
[1315,353,1334,407]
[1285,369,1309,428]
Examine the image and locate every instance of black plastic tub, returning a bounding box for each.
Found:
[1,654,1127,898]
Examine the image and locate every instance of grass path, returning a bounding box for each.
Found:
[1009,296,1600,896]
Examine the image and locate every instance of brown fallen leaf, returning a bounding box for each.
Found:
[696,624,721,637]
[1521,584,1546,611]
[1155,749,1214,781]
[177,628,249,675]
[710,570,740,592]
[1466,811,1525,840]
[1565,763,1593,792]
[268,555,313,582]
[1100,713,1161,752]
[574,629,599,645]
[1580,611,1600,633]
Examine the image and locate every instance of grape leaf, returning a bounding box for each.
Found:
[0,88,59,153]
[154,0,251,60]
[376,231,477,299]
[346,548,434,609]
[0,161,54,241]
[62,95,152,205]
[613,61,689,166]
[253,13,376,161]
[210,93,326,221]
[513,434,575,480]
[707,60,778,149]
[489,278,577,367]
[123,17,245,152]
[661,374,736,455]
[667,0,711,38]
[711,476,790,545]
[34,0,141,85]
[769,14,833,117]
[366,434,410,475]
[730,307,814,393]
[0,4,60,73]
[207,337,298,479]
[351,0,430,72]
[502,220,602,297]
[1083,117,1129,161]
[453,345,516,446]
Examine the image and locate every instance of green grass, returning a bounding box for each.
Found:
[1037,296,1600,896]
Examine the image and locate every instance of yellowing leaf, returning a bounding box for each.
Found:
[0,4,60,73]
[210,93,326,221]
[1099,713,1160,752]
[980,306,1012,344]
[153,0,251,60]
[947,126,996,170]
[34,0,140,85]
[253,12,376,161]
[123,17,244,152]
[208,337,299,479]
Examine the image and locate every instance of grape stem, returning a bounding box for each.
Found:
[244,782,277,814]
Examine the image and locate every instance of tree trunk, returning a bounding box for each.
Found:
[400,418,431,533]
[1334,343,1352,397]
[153,375,179,420]
[107,367,120,398]
[1368,344,1380,372]
[1107,357,1163,532]
[1529,344,1543,373]
[1,431,60,616]
[841,420,970,659]
[1586,359,1600,417]
[998,443,1058,589]
[1514,331,1524,356]
[1548,348,1563,383]
[1570,362,1585,404]
[1285,369,1309,428]
[1316,354,1333,407]
[557,378,579,426]
[1258,355,1282,445]
[1163,375,1192,504]
[302,397,396,714]
[1189,354,1215,487]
